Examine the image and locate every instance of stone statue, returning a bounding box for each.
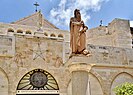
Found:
[70,9,89,55]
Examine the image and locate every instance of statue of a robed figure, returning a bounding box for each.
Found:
[70,9,89,56]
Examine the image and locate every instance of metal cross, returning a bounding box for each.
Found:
[34,2,39,12]
[100,20,103,26]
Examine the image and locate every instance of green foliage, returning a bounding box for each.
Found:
[113,82,133,95]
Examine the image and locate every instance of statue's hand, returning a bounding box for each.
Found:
[84,27,88,31]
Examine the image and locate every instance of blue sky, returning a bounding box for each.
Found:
[0,0,133,30]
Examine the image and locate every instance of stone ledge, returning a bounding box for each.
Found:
[68,63,94,72]
[93,64,133,69]
[66,55,133,70]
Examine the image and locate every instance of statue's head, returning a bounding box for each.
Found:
[74,9,81,21]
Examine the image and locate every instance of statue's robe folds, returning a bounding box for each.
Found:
[70,17,86,53]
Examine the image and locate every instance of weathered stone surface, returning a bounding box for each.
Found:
[87,19,132,48]
[0,13,133,95]
[72,71,88,95]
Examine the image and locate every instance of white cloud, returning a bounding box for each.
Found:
[130,21,133,27]
[50,0,110,29]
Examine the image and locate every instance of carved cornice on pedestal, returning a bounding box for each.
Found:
[68,62,95,73]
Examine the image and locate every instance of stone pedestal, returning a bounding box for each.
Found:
[67,55,94,95]
[72,71,88,95]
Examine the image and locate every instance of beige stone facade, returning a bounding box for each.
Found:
[0,12,133,95]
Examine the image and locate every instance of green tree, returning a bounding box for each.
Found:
[114,82,133,95]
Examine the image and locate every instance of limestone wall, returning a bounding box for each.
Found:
[0,29,70,95]
[87,19,132,48]
[0,13,71,94]
[91,66,133,95]
[87,26,113,46]
[87,44,133,65]
[0,18,133,95]
[67,54,133,95]
[67,42,133,95]
[0,68,8,95]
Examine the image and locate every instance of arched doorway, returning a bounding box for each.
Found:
[86,73,103,95]
[16,69,59,95]
[0,69,8,95]
[111,72,133,95]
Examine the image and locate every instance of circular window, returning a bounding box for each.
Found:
[30,72,48,87]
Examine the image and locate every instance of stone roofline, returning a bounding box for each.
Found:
[41,17,58,29]
[109,18,130,24]
[88,18,130,31]
[11,11,58,29]
[11,12,38,24]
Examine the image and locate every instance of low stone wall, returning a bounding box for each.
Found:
[87,44,133,66]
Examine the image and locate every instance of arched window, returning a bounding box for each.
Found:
[26,30,31,34]
[17,30,23,33]
[50,34,56,37]
[17,69,59,90]
[58,34,63,38]
[44,32,48,36]
[8,28,14,32]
